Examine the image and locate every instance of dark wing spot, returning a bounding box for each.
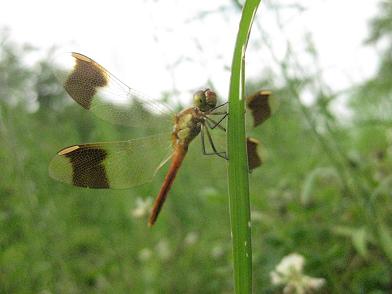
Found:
[247,137,262,170]
[246,90,272,127]
[64,146,110,188]
[64,56,108,109]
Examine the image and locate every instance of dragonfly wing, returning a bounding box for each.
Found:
[247,137,262,170]
[246,90,278,127]
[49,133,172,189]
[53,52,173,130]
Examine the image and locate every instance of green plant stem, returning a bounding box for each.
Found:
[227,1,261,293]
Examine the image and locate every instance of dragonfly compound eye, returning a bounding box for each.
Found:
[193,90,206,108]
[204,89,217,109]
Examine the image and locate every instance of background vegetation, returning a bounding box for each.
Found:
[1,1,392,293]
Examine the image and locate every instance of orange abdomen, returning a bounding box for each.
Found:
[148,144,188,226]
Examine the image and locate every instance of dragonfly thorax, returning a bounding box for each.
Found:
[173,107,204,147]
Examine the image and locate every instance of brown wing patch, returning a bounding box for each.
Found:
[64,52,108,109]
[246,90,272,127]
[61,145,110,188]
[247,137,262,170]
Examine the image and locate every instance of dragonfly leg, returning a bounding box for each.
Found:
[201,124,228,160]
[208,111,227,115]
[205,116,227,132]
[211,113,228,130]
[210,101,228,112]
[201,125,207,154]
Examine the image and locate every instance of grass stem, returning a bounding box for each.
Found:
[227,1,261,293]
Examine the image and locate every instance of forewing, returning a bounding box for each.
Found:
[49,133,172,189]
[53,52,173,130]
[246,90,278,127]
[247,137,262,170]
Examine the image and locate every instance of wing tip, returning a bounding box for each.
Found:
[58,145,80,155]
[71,52,92,62]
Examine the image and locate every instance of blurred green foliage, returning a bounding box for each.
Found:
[1,2,392,292]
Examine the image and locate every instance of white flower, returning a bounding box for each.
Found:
[184,232,199,246]
[276,253,304,274]
[251,210,264,222]
[199,186,219,197]
[156,239,171,260]
[270,253,325,294]
[211,245,225,259]
[303,276,325,291]
[131,197,153,218]
[138,248,152,262]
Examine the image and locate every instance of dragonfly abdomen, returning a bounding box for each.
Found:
[148,145,187,226]
[148,108,204,225]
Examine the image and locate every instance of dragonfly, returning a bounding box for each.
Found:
[49,52,275,226]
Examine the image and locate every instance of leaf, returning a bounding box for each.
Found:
[378,223,392,262]
[370,175,392,202]
[301,170,317,206]
[352,227,368,258]
[300,167,340,206]
[333,226,369,258]
[226,1,261,292]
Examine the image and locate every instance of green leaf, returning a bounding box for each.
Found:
[333,226,369,258]
[352,227,368,258]
[227,0,262,293]
[378,223,392,262]
[300,167,339,206]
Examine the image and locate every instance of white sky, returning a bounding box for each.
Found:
[0,0,379,105]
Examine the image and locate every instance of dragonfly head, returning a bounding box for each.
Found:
[193,89,217,112]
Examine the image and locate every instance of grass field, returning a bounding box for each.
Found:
[1,1,392,292]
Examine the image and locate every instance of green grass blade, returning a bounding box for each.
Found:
[227,1,262,293]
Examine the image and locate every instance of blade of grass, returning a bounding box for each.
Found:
[227,1,261,293]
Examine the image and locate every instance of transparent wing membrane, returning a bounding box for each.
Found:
[53,52,174,130]
[49,133,172,189]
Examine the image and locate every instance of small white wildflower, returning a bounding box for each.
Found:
[303,276,326,290]
[270,271,283,285]
[251,210,263,222]
[276,253,304,274]
[211,245,225,259]
[184,232,199,246]
[199,186,218,197]
[138,248,152,262]
[156,239,171,260]
[270,253,325,294]
[131,197,153,218]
